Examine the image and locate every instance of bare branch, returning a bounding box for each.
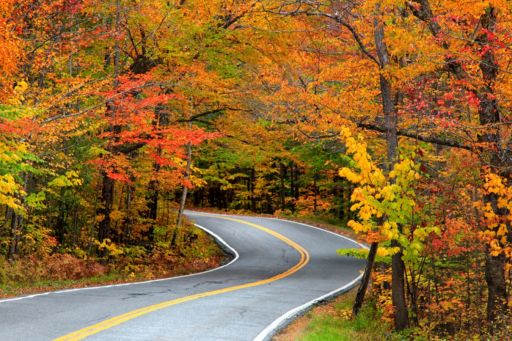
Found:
[356,121,472,150]
[263,1,380,66]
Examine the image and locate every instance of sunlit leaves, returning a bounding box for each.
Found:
[0,174,24,213]
[477,170,512,257]
[339,127,438,260]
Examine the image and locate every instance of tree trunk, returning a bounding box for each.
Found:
[146,155,161,243]
[391,240,409,330]
[4,207,13,260]
[485,249,507,324]
[476,6,509,326]
[96,0,121,247]
[172,140,192,248]
[124,184,134,243]
[147,100,170,241]
[382,72,407,330]
[56,202,67,244]
[313,174,318,214]
[374,14,408,330]
[8,212,20,261]
[148,179,158,218]
[8,173,31,261]
[290,163,296,213]
[98,172,114,243]
[353,242,378,316]
[250,167,256,211]
[292,163,300,200]
[279,162,286,209]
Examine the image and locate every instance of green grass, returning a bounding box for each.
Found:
[284,290,402,341]
[301,305,389,341]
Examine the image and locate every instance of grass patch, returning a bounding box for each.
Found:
[276,290,396,341]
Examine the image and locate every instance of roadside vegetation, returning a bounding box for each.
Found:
[1,0,511,339]
[0,221,225,298]
[275,290,394,341]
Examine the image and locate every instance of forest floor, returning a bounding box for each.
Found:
[0,222,226,299]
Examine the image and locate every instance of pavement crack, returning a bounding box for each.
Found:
[239,308,248,318]
[121,292,154,300]
[193,280,224,288]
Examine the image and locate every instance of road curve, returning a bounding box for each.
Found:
[0,212,365,341]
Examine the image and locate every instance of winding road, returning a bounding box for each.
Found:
[0,212,365,341]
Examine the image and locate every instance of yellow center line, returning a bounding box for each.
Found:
[54,216,310,341]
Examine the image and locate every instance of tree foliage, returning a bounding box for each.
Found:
[1,0,512,338]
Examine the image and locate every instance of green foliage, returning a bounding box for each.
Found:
[297,291,395,341]
[339,127,439,260]
[337,248,391,264]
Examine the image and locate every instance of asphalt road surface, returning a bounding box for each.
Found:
[0,212,365,341]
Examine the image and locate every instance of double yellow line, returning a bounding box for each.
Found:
[55,216,310,340]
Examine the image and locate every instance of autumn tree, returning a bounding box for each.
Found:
[400,0,512,327]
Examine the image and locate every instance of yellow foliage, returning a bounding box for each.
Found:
[109,210,124,222]
[339,126,437,260]
[478,170,512,257]
[94,239,124,258]
[0,174,25,213]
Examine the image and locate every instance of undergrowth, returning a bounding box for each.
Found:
[0,223,225,298]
